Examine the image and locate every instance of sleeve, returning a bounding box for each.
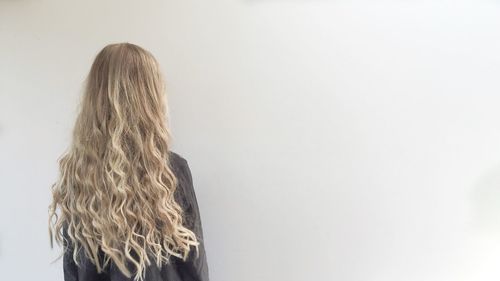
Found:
[62,225,79,281]
[176,158,210,281]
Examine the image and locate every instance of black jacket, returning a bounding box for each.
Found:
[61,151,209,281]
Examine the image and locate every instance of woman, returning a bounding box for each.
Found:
[48,43,209,281]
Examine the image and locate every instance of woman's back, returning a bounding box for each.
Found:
[62,151,209,281]
[48,43,209,281]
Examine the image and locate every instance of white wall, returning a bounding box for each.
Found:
[1,0,500,280]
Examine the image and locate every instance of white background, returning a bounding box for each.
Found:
[1,0,500,280]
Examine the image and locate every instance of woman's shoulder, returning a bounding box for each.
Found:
[168,150,189,174]
[169,149,184,162]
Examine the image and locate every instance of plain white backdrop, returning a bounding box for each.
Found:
[1,0,500,280]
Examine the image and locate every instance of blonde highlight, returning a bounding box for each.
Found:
[48,43,198,281]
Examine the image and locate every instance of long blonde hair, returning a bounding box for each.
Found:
[48,43,199,281]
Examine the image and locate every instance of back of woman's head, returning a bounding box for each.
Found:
[48,43,198,281]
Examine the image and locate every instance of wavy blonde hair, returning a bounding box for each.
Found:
[48,43,199,281]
